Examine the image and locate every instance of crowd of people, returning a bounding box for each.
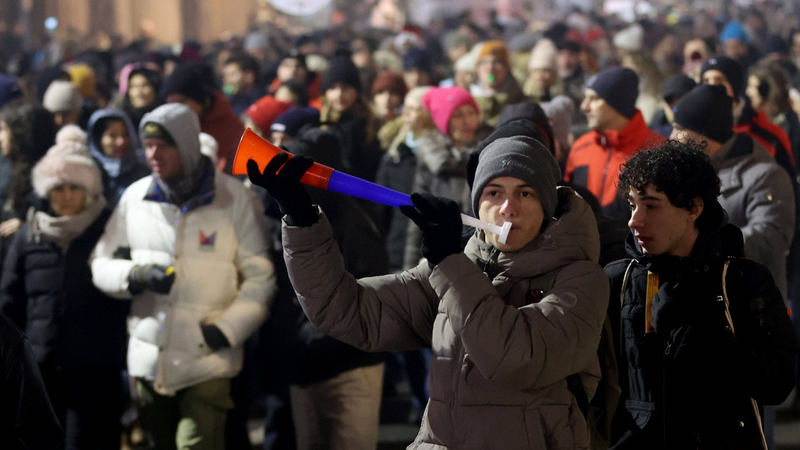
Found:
[1,1,800,449]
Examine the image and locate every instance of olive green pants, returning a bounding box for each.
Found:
[136,378,234,450]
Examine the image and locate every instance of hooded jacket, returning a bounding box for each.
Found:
[605,208,798,449]
[90,104,276,395]
[87,109,150,208]
[283,187,609,449]
[565,112,664,218]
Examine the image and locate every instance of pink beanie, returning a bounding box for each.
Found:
[422,87,479,138]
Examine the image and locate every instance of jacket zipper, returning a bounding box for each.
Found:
[599,135,613,203]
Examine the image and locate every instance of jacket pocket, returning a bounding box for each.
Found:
[625,399,655,430]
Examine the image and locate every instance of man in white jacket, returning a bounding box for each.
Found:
[91,103,275,449]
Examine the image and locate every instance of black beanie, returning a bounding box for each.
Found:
[161,62,214,105]
[700,56,744,99]
[673,85,734,144]
[586,66,639,119]
[662,74,696,101]
[322,51,362,93]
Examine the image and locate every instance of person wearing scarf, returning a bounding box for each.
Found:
[0,135,130,449]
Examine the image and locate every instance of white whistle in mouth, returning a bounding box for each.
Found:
[460,214,512,244]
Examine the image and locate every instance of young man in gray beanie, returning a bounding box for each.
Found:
[565,67,664,220]
[248,135,609,449]
[90,103,276,450]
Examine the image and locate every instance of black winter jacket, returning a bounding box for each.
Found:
[288,189,388,386]
[605,212,798,449]
[0,209,130,370]
[0,310,62,449]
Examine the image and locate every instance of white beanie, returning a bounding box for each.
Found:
[613,24,644,52]
[42,80,82,113]
[541,96,575,147]
[528,38,558,72]
[454,43,483,72]
[32,125,102,199]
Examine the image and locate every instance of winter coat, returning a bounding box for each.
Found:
[283,187,610,449]
[0,208,129,370]
[711,134,796,299]
[87,109,151,208]
[200,91,245,174]
[91,171,275,395]
[321,101,382,182]
[375,130,418,273]
[289,189,387,386]
[0,311,62,449]
[565,111,664,218]
[403,130,473,270]
[605,214,798,449]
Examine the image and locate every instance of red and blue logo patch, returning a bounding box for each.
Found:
[199,231,216,252]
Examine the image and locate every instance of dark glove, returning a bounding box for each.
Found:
[128,264,175,294]
[246,153,317,227]
[201,324,230,351]
[400,192,463,267]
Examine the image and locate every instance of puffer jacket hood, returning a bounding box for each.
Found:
[466,186,601,279]
[140,103,201,176]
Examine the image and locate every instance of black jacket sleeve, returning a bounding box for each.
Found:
[0,312,62,449]
[0,229,27,328]
[729,259,799,405]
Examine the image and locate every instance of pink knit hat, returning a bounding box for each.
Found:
[422,87,479,138]
[32,125,103,200]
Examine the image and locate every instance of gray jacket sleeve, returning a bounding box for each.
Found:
[430,253,609,391]
[740,163,795,291]
[283,209,437,352]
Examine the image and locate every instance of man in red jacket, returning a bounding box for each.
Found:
[565,67,663,219]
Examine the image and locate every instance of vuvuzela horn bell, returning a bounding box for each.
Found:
[233,128,413,207]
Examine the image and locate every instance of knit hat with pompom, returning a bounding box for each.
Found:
[32,124,103,200]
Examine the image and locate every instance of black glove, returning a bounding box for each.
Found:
[400,192,463,267]
[201,324,230,351]
[129,264,175,294]
[246,153,317,227]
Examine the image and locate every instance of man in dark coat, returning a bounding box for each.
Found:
[605,140,798,449]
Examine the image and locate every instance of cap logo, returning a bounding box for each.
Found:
[709,58,718,65]
[144,123,159,133]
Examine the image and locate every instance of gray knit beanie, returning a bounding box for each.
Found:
[471,136,561,219]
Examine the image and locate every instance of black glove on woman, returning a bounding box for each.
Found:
[400,193,463,267]
[247,153,318,227]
